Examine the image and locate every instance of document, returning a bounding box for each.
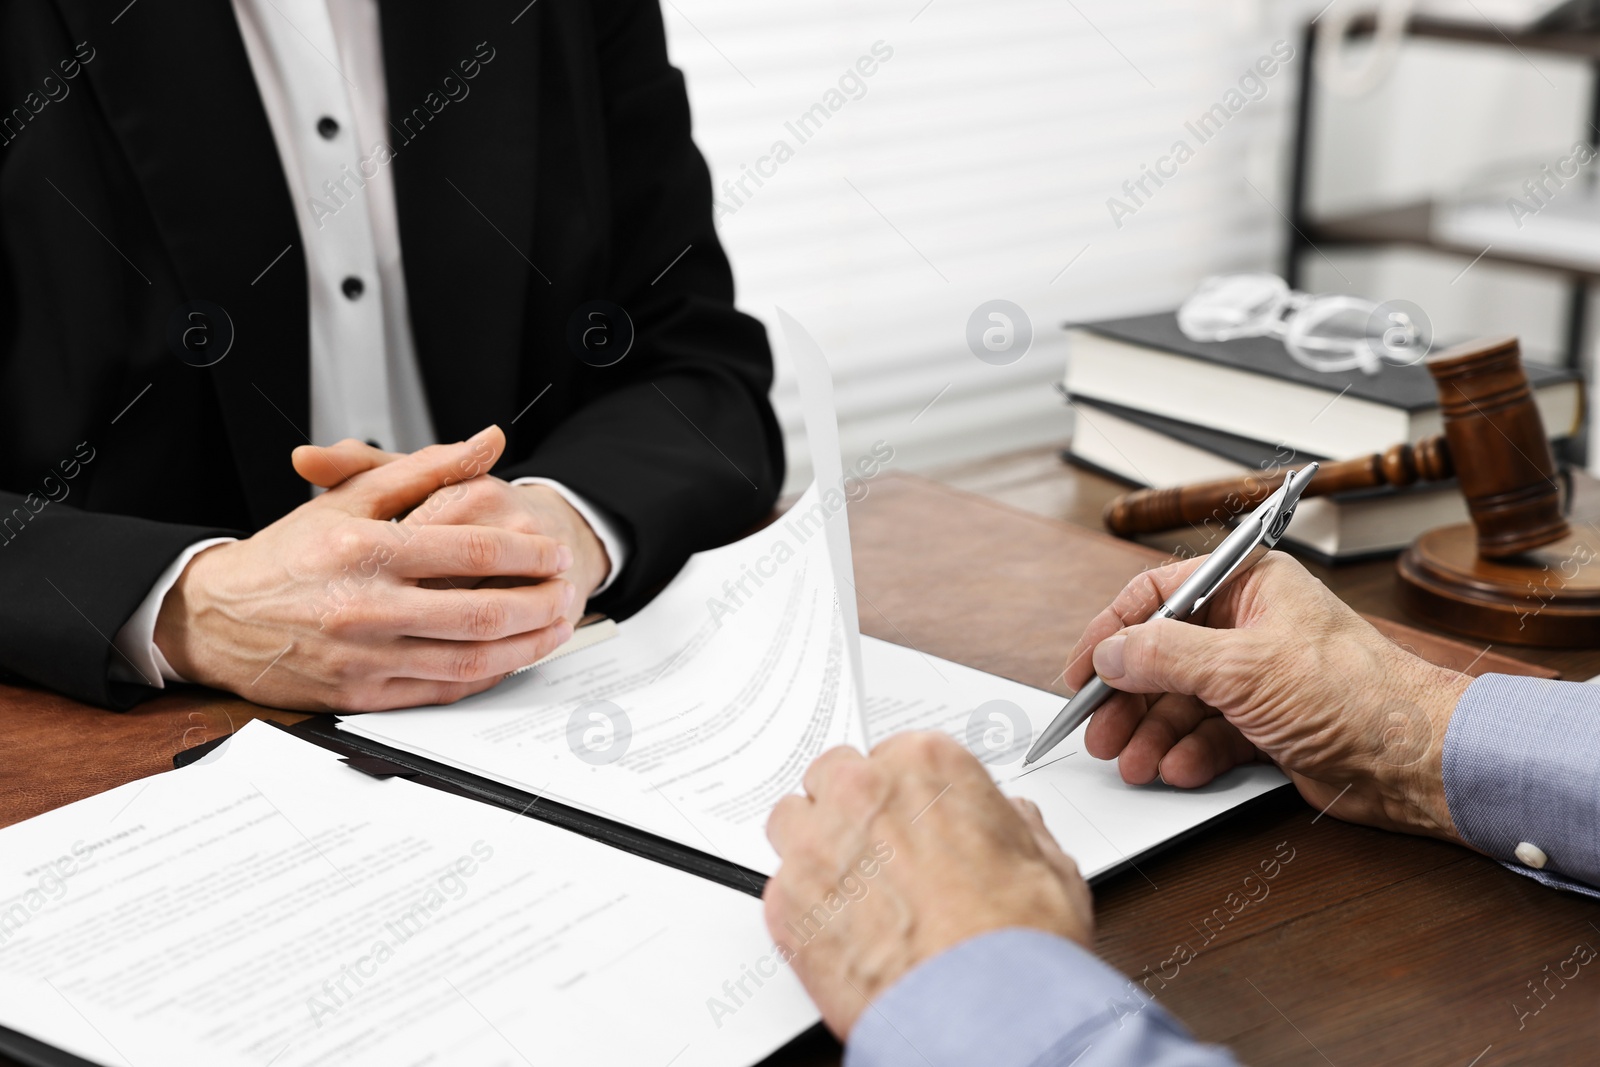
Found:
[0,722,819,1067]
[857,636,1288,881]
[341,485,867,876]
[778,307,864,701]
[342,504,1284,884]
[342,310,1285,884]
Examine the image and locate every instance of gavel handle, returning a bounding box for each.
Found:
[1101,436,1454,537]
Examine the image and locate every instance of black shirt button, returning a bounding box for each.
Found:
[317,116,340,139]
[364,439,382,449]
[341,276,365,300]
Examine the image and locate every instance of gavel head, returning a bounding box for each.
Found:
[1426,336,1568,559]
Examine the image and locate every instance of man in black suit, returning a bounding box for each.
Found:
[0,1,782,711]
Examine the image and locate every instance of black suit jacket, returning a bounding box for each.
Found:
[0,0,783,708]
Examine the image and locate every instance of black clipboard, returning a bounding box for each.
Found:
[0,717,775,1067]
[0,718,1290,1067]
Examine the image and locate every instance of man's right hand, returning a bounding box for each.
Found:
[153,426,576,712]
[1066,551,1473,844]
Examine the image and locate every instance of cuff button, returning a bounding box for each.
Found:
[1514,842,1548,869]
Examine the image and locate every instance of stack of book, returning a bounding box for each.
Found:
[1061,312,1584,563]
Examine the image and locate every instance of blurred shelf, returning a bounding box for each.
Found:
[1304,200,1600,279]
[1289,12,1600,378]
[1355,14,1600,59]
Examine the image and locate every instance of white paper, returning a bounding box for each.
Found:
[342,304,1283,889]
[0,721,818,1067]
[859,636,1289,881]
[776,308,864,705]
[340,485,867,876]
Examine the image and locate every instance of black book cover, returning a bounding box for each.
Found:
[1071,312,1579,413]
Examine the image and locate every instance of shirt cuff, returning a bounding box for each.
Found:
[1443,674,1600,897]
[845,928,1238,1067]
[510,477,628,595]
[110,537,237,688]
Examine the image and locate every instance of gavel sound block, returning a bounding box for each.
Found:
[1103,336,1600,646]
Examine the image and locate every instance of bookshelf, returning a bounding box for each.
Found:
[1284,14,1600,370]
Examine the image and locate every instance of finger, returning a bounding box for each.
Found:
[766,794,814,856]
[1010,798,1084,887]
[409,478,528,531]
[391,525,572,579]
[1158,716,1262,789]
[1117,691,1215,786]
[1092,617,1248,703]
[385,582,575,641]
[336,425,506,519]
[761,875,816,969]
[332,673,505,713]
[1063,557,1209,689]
[801,746,868,801]
[871,731,990,800]
[1010,796,1055,846]
[1081,690,1153,761]
[293,438,401,489]
[393,624,576,683]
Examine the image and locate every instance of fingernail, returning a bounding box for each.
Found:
[1093,634,1127,680]
[468,425,497,445]
[557,545,573,571]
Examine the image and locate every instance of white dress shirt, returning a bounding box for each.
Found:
[111,0,625,688]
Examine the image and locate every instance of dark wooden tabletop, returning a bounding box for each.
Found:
[765,454,1600,1067]
[3,450,1597,1067]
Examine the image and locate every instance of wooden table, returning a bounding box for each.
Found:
[3,450,1598,1066]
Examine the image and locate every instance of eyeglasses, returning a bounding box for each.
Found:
[1177,273,1431,375]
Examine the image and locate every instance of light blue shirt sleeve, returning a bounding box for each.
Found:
[847,673,1600,1067]
[845,928,1239,1067]
[1442,673,1600,897]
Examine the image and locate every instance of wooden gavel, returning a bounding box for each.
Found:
[1102,336,1570,560]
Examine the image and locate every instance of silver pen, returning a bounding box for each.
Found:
[1022,462,1320,767]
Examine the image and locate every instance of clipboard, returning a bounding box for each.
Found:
[0,719,796,1067]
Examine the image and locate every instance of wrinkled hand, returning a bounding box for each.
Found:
[294,437,609,625]
[763,733,1093,1039]
[155,427,576,712]
[1067,550,1471,842]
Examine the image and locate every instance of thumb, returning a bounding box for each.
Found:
[1092,617,1242,702]
[334,425,506,518]
[292,438,401,489]
[1010,798,1076,879]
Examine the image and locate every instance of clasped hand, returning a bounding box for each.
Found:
[154,426,609,711]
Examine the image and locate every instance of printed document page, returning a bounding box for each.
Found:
[343,551,1284,886]
[859,636,1288,880]
[0,721,818,1067]
[340,484,867,876]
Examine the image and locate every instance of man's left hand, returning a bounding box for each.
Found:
[294,439,610,623]
[763,733,1094,1040]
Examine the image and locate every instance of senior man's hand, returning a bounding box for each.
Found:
[763,733,1093,1039]
[1066,550,1472,843]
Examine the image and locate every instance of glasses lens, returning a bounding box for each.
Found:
[1177,274,1291,341]
[1283,295,1384,374]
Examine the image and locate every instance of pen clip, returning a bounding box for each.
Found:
[1189,519,1273,614]
[1260,462,1318,549]
[1190,463,1318,613]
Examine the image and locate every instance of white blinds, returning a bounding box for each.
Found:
[661,0,1304,487]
